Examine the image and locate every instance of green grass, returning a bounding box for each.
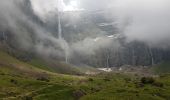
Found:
[34,85,75,100]
[1,70,170,100]
[28,58,54,72]
[27,58,84,75]
[80,73,170,100]
[1,50,170,100]
[153,61,170,74]
[0,50,83,100]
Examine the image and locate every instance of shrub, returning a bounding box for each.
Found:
[136,82,144,88]
[0,72,5,75]
[88,78,94,82]
[36,76,49,82]
[73,89,86,100]
[140,77,155,84]
[124,78,131,82]
[90,87,101,93]
[26,96,33,100]
[153,82,164,87]
[22,96,33,100]
[10,79,18,85]
[103,77,111,81]
[116,89,126,93]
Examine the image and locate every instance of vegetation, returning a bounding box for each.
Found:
[153,62,170,74]
[0,0,169,99]
[0,50,170,100]
[1,69,170,100]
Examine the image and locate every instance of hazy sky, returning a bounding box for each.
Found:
[30,0,83,21]
[23,0,170,54]
[1,0,170,58]
[77,0,170,47]
[30,0,170,48]
[112,0,170,46]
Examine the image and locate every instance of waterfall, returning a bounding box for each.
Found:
[58,12,62,39]
[57,0,63,40]
[58,11,69,63]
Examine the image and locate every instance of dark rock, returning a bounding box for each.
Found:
[73,89,86,100]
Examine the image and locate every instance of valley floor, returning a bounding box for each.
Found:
[0,50,170,100]
[1,72,170,100]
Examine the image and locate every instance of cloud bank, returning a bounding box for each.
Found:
[1,0,170,64]
[0,0,67,59]
[111,0,170,47]
[31,0,170,48]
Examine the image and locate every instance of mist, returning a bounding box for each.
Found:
[30,0,170,48]
[0,0,67,59]
[0,0,170,65]
[81,0,170,47]
[0,0,113,62]
[111,0,170,47]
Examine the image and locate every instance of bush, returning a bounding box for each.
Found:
[73,89,86,100]
[136,82,144,88]
[153,82,164,87]
[88,78,94,82]
[22,96,33,100]
[124,78,131,82]
[0,72,5,75]
[37,76,49,82]
[90,87,101,93]
[10,79,18,85]
[103,77,111,81]
[140,77,155,84]
[26,96,33,100]
[116,89,126,93]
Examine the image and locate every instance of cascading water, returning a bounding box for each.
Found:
[57,0,69,63]
[58,13,69,63]
[57,0,84,63]
[58,12,62,39]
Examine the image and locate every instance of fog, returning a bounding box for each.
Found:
[111,0,170,47]
[81,0,170,47]
[0,0,170,63]
[0,0,67,58]
[30,0,170,48]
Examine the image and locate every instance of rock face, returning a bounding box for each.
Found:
[72,38,170,67]
[73,89,86,100]
[0,0,170,68]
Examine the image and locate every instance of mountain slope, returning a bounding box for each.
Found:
[1,51,170,100]
[0,50,85,99]
[152,62,170,74]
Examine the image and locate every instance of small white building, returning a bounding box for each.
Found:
[97,68,112,72]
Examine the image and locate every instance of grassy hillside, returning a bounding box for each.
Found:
[28,58,83,75]
[80,73,170,100]
[152,62,170,74]
[0,50,85,99]
[1,50,170,100]
[1,69,170,100]
[0,44,84,75]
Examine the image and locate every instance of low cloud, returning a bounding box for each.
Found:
[1,0,170,63]
[111,0,170,47]
[0,0,67,58]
